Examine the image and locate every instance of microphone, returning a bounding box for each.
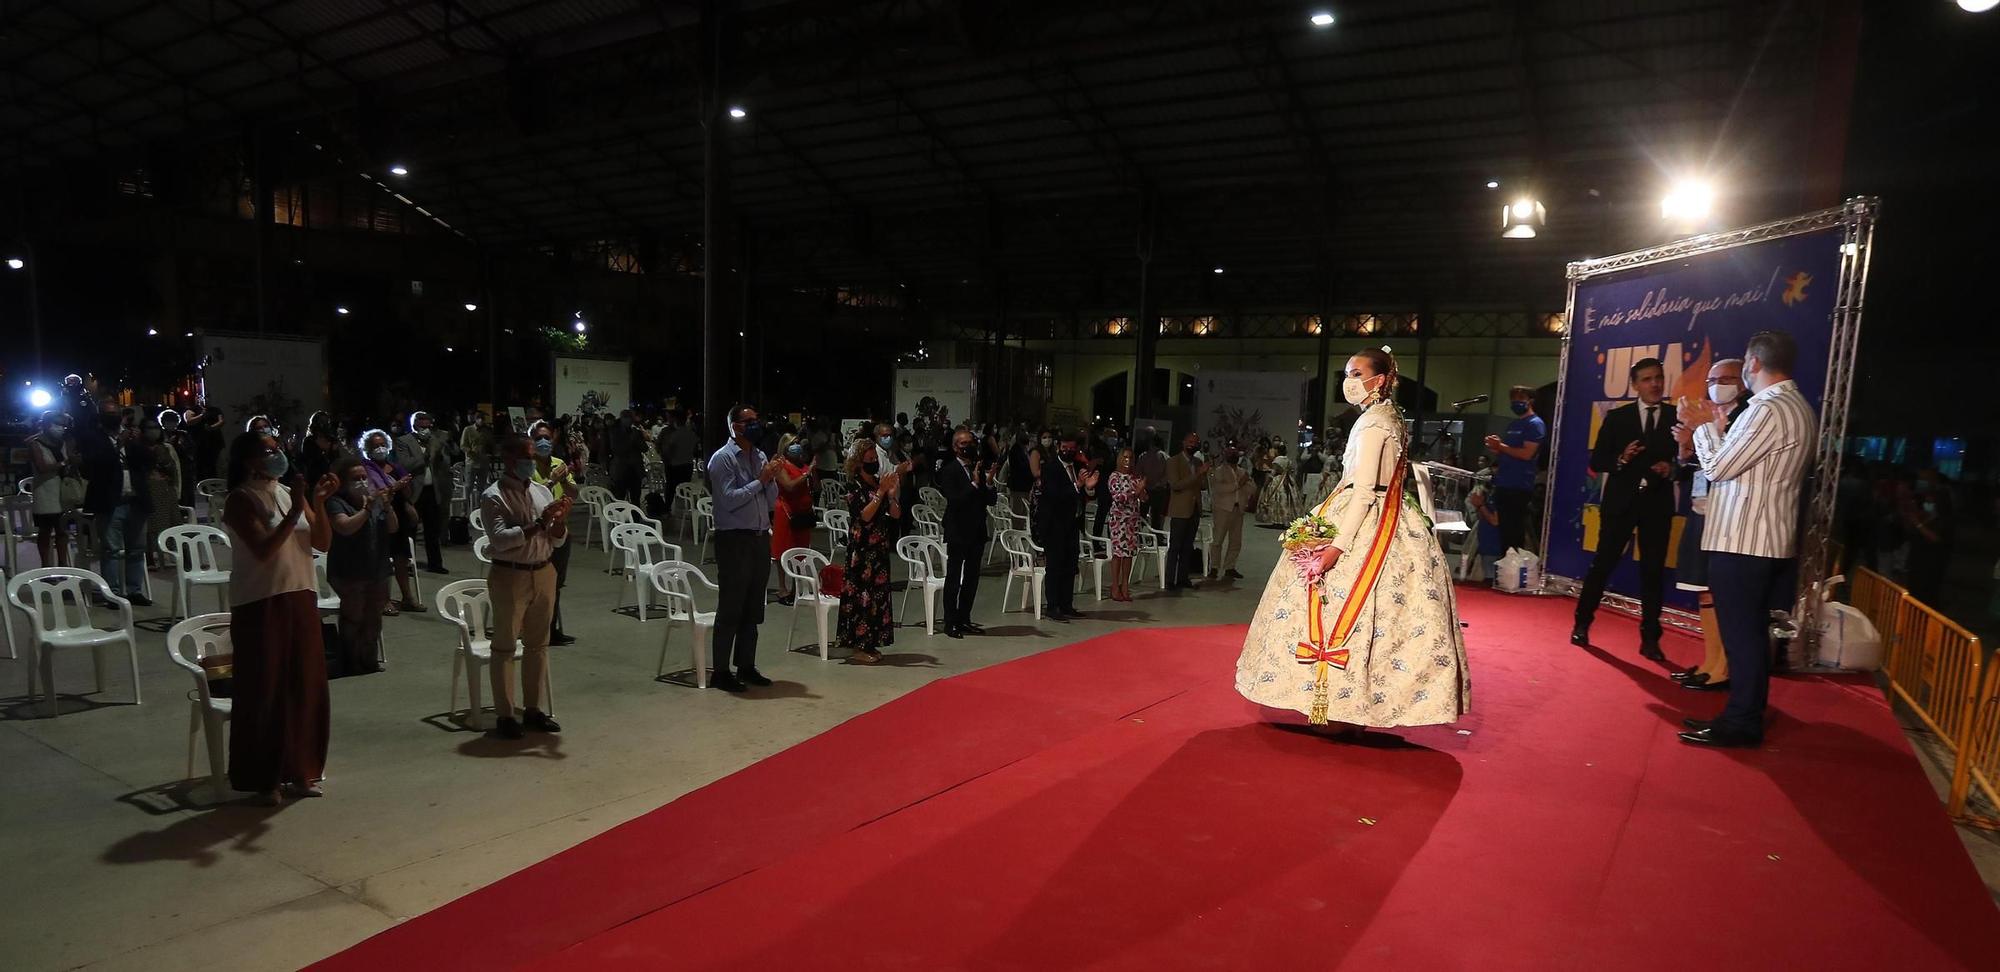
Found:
[1450,394,1489,409]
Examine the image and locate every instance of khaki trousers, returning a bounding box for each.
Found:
[488,563,556,719]
[1210,505,1246,571]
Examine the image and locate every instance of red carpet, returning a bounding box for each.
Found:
[318,588,2000,970]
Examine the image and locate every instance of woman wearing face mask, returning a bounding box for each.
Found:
[26,411,74,568]
[142,415,183,570]
[1235,349,1469,736]
[838,437,905,664]
[323,456,398,674]
[770,436,816,605]
[221,429,338,804]
[1668,359,1747,691]
[358,429,424,613]
[1105,448,1146,601]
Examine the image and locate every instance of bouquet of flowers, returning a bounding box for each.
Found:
[1280,512,1339,579]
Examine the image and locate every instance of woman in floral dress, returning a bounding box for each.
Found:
[1105,449,1146,601]
[838,438,903,664]
[1236,349,1469,735]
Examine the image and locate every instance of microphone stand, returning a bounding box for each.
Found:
[1418,401,1476,459]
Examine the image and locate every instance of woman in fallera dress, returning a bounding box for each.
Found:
[1235,349,1470,733]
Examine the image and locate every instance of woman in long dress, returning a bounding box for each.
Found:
[838,439,903,664]
[1104,449,1146,602]
[1255,447,1302,525]
[1236,349,1469,732]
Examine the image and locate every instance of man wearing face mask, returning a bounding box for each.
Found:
[1667,359,1747,693]
[1572,357,1677,660]
[1206,442,1251,580]
[706,404,783,692]
[938,428,998,637]
[1677,330,1814,749]
[1164,431,1208,591]
[1482,385,1545,554]
[480,434,572,738]
[80,407,155,604]
[395,411,451,575]
[1036,431,1097,620]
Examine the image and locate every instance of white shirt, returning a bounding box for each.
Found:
[481,477,566,564]
[224,480,317,605]
[1694,379,1814,559]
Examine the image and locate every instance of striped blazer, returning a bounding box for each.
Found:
[1693,379,1815,559]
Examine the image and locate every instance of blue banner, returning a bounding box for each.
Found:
[1546,226,1843,604]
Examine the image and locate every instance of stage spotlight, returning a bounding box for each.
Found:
[727,106,747,120]
[445,347,454,353]
[389,164,409,176]
[28,388,52,409]
[464,302,479,312]
[5,257,22,270]
[335,305,350,315]
[1957,0,1998,12]
[1661,180,1714,222]
[1310,11,1336,27]
[1501,197,1544,239]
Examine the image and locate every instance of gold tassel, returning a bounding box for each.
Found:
[1309,668,1331,725]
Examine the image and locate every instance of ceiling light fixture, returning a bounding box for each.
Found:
[1660,180,1715,223]
[464,302,479,312]
[1500,197,1545,239]
[1310,11,1336,27]
[335,305,350,315]
[1485,180,1500,189]
[389,164,408,176]
[1212,266,1225,274]
[1957,0,1998,13]
[727,106,747,120]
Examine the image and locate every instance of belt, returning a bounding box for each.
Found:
[492,558,550,572]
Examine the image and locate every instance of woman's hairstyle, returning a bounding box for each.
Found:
[357,428,391,456]
[243,413,272,433]
[332,455,366,481]
[1117,447,1134,466]
[1352,347,1397,379]
[226,430,279,490]
[844,438,880,479]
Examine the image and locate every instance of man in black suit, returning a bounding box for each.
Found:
[1573,356,1678,660]
[938,428,997,638]
[1035,431,1098,621]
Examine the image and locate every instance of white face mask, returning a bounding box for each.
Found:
[1342,375,1374,405]
[1708,383,1740,405]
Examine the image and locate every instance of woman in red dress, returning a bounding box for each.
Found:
[770,437,816,605]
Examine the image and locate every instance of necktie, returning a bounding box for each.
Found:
[1643,405,1655,436]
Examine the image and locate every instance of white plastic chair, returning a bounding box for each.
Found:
[165,613,233,800]
[435,579,552,731]
[157,524,232,620]
[611,522,683,621]
[311,551,341,614]
[472,536,493,574]
[1134,523,1169,591]
[818,480,848,511]
[448,462,470,519]
[910,504,944,541]
[986,505,1014,565]
[6,567,142,717]
[672,481,705,541]
[648,560,717,687]
[467,506,485,535]
[692,496,716,561]
[895,535,947,635]
[779,547,839,660]
[2,492,36,576]
[821,509,850,558]
[918,485,946,510]
[997,529,1045,621]
[577,485,615,548]
[601,500,664,574]
[1080,531,1111,601]
[194,478,228,524]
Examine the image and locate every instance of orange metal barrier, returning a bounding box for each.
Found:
[1848,567,1993,827]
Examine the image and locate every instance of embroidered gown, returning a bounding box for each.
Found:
[1235,401,1470,727]
[1255,455,1303,525]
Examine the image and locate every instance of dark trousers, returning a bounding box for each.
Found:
[613,464,643,505]
[548,540,572,637]
[1166,515,1197,588]
[943,538,982,627]
[1495,486,1533,551]
[1575,502,1670,640]
[1708,552,1786,737]
[416,485,445,569]
[665,464,692,494]
[1042,527,1079,612]
[712,529,771,675]
[1145,489,1168,529]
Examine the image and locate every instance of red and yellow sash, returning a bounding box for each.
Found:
[1295,460,1406,724]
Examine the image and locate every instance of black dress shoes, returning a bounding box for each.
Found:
[523,709,562,733]
[1678,726,1761,748]
[945,626,965,639]
[1569,624,1590,648]
[1684,678,1731,692]
[740,668,774,687]
[549,632,577,646]
[1226,569,1245,580]
[1670,668,1698,681]
[963,621,986,633]
[1681,717,1712,731]
[1639,644,1666,662]
[495,716,525,740]
[711,673,748,693]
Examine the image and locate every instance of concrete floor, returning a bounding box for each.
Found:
[3,522,1995,971]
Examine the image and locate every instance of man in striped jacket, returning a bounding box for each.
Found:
[1676,330,1816,748]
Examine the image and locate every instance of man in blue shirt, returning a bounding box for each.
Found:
[1482,384,1545,552]
[706,404,782,692]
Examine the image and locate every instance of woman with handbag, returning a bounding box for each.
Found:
[770,437,816,605]
[27,411,76,568]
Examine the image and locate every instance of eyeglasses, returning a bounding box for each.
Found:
[1704,378,1741,386]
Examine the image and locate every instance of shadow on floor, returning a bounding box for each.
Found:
[455,732,568,760]
[103,796,286,867]
[0,692,133,721]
